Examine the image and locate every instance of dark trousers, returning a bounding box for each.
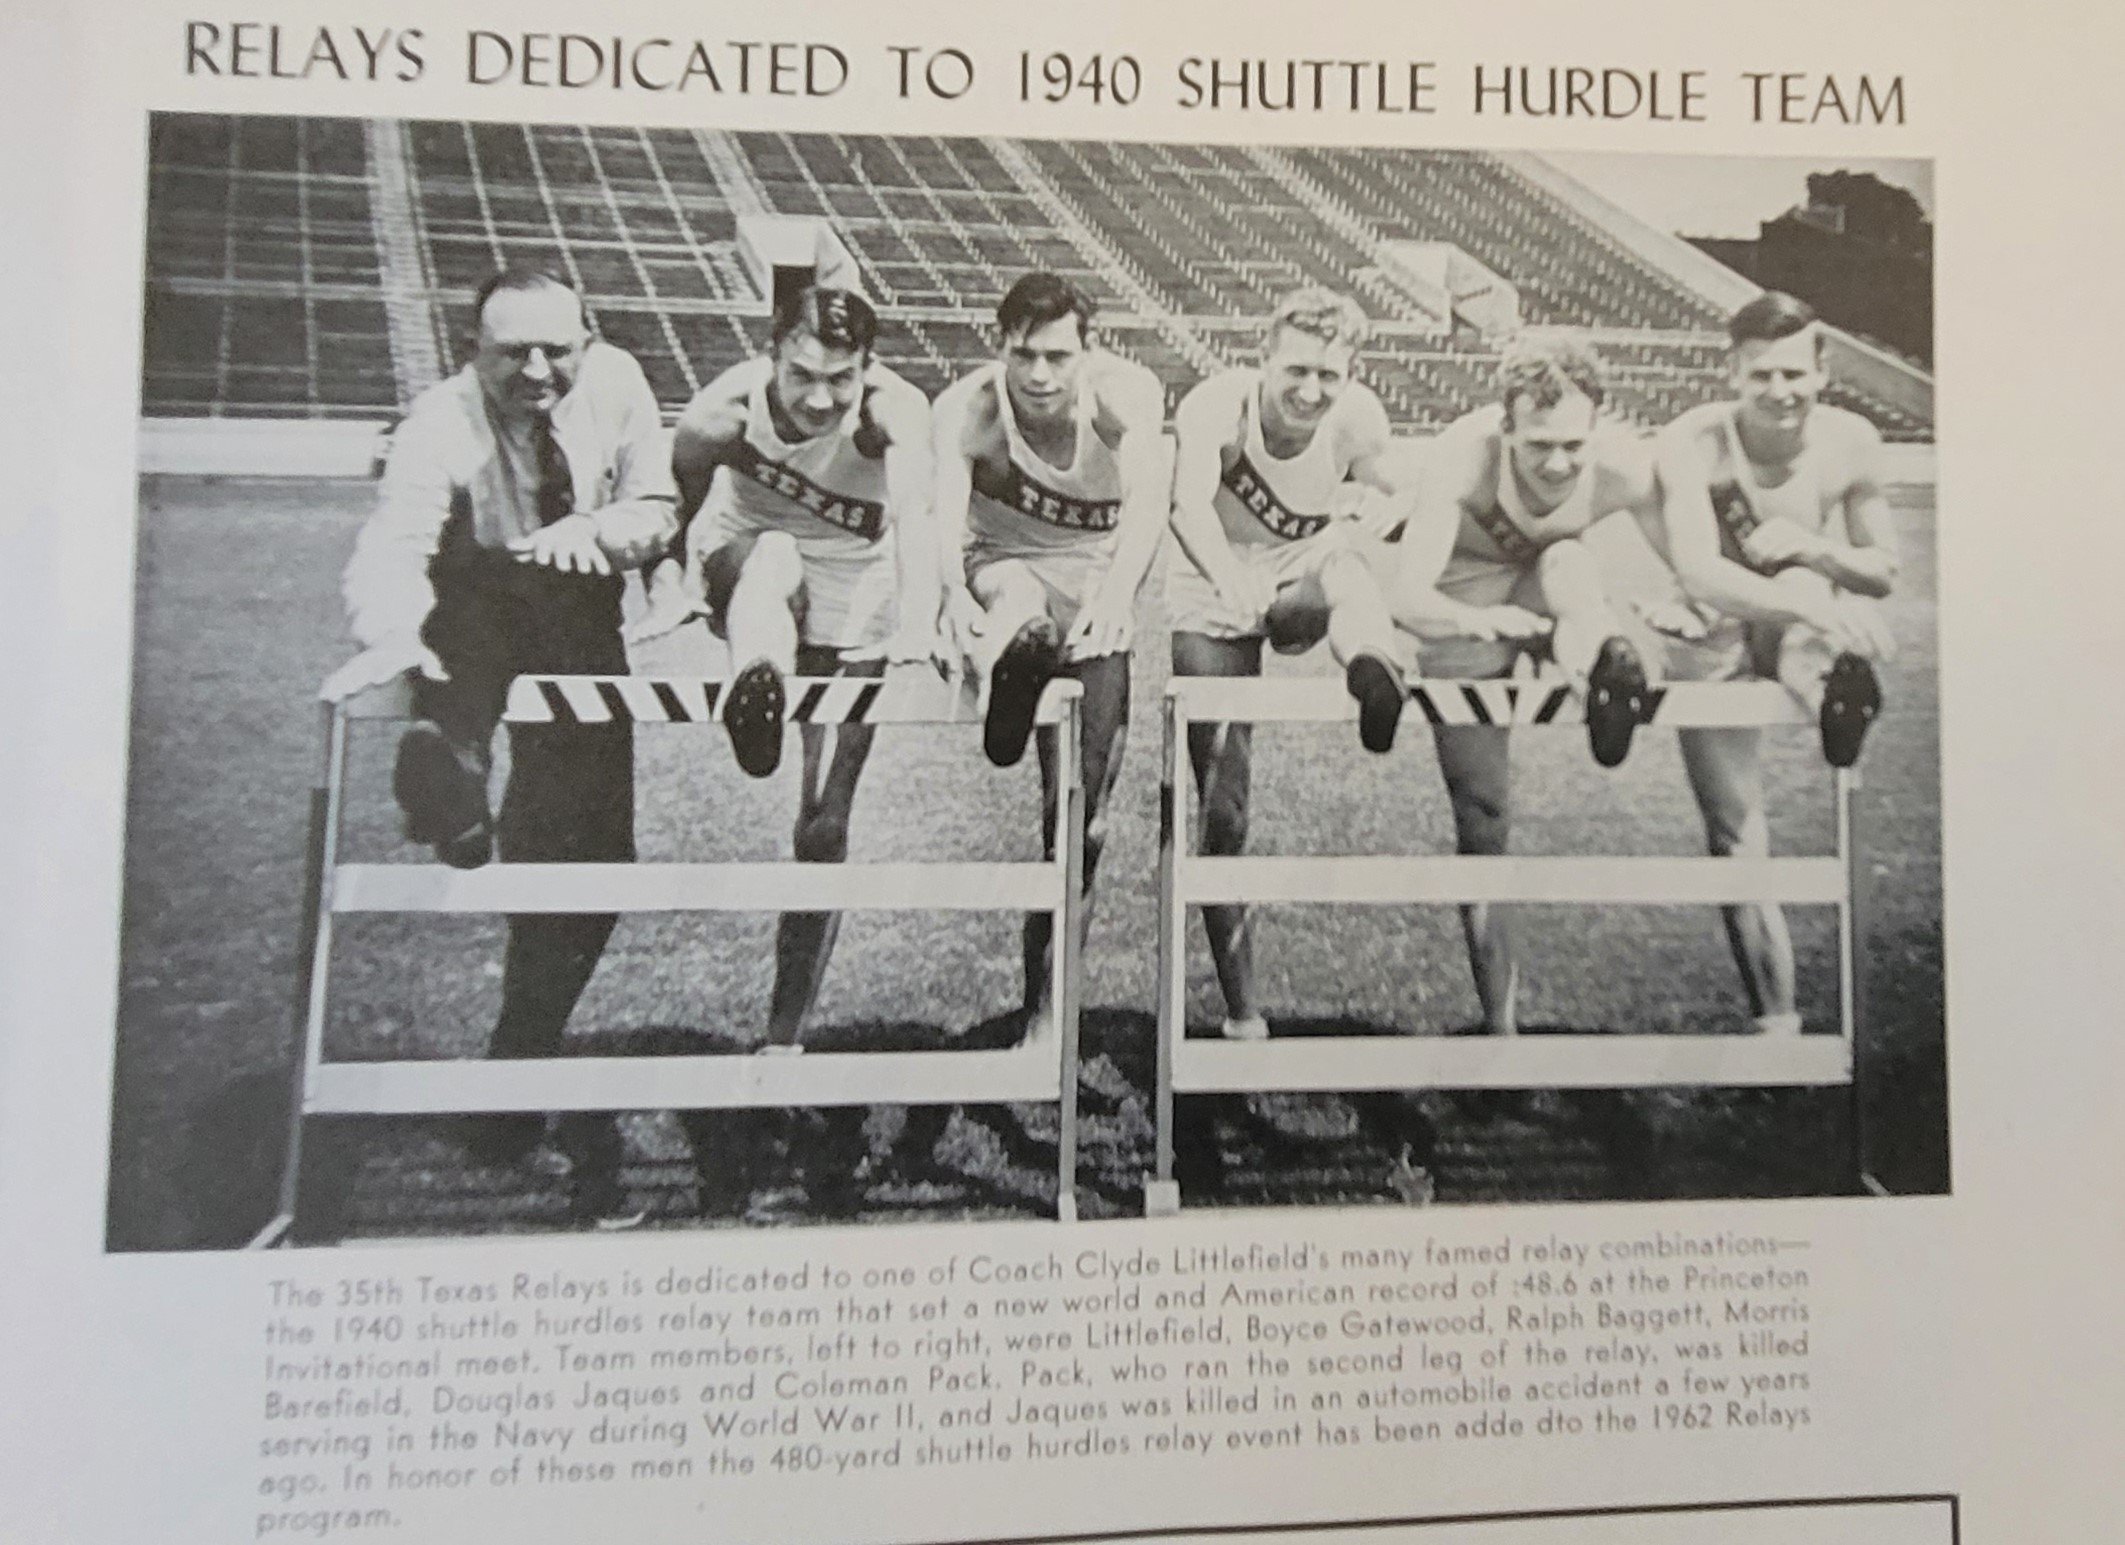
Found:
[417,554,633,1064]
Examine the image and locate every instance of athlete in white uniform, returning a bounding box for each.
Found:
[933,272,1172,1038]
[1393,336,1658,1037]
[663,280,941,1060]
[1167,287,1413,1041]
[1648,290,1895,1036]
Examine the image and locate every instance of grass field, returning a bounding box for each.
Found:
[106,474,1946,1249]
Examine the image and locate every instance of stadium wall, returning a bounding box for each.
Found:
[139,418,388,478]
[1824,328,1933,423]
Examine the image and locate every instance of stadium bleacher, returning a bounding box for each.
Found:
[139,116,1933,441]
[143,115,396,418]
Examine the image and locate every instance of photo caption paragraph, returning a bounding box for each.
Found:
[250,1226,1816,1538]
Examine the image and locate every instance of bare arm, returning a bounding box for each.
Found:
[1342,392,1422,537]
[875,385,942,664]
[1791,421,1899,597]
[1165,377,1262,617]
[1070,365,1176,657]
[1655,423,1838,630]
[670,386,749,527]
[929,377,984,661]
[1095,369,1178,600]
[1606,433,1679,562]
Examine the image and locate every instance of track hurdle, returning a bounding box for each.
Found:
[1149,674,1880,1213]
[253,672,1086,1246]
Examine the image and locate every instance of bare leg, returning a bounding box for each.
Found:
[1677,725,1799,1028]
[1319,549,1403,673]
[1758,567,1843,706]
[724,531,803,676]
[1534,537,1624,681]
[969,561,1063,768]
[1023,649,1130,1032]
[896,572,1097,1171]
[712,532,805,778]
[1431,724,1518,1035]
[967,561,1051,675]
[1316,549,1408,753]
[1538,537,1651,767]
[1172,632,1264,1026]
[1770,573,1888,769]
[763,716,877,1046]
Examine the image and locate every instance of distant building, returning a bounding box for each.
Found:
[1688,171,1932,366]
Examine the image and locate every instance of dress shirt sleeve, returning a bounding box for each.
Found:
[341,399,457,648]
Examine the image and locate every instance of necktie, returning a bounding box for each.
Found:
[532,415,575,527]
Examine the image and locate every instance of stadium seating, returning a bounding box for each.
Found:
[139,117,1932,442]
[143,114,396,418]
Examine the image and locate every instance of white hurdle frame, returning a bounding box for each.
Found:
[1150,674,1878,1212]
[254,673,1086,1245]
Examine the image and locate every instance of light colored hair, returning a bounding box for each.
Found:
[1265,287,1368,357]
[1496,334,1606,431]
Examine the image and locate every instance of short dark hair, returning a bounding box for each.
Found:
[1728,290,1820,349]
[996,272,1095,346]
[772,286,880,355]
[1496,335,1605,432]
[769,287,889,458]
[471,266,589,331]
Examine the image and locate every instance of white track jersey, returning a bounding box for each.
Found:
[1438,423,1602,602]
[966,365,1124,558]
[711,356,894,559]
[1708,406,1830,573]
[1207,371,1361,551]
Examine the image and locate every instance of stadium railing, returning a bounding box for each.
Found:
[1148,674,1881,1215]
[254,672,1088,1245]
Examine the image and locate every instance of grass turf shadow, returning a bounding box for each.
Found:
[169,1012,1872,1247]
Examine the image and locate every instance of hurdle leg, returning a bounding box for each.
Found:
[249,703,348,1249]
[1053,692,1084,1223]
[1146,688,1185,1218]
[1838,767,1889,1196]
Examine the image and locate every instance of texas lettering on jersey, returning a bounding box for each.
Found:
[1224,452,1332,541]
[1711,480,1769,566]
[726,439,887,542]
[1468,500,1542,567]
[993,461,1120,533]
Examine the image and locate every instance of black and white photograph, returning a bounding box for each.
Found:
[109,114,1942,1247]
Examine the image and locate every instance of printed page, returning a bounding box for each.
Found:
[1,1,2118,1542]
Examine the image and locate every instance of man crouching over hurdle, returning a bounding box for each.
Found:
[321,267,676,1224]
[1647,290,1896,1037]
[1392,335,1660,1038]
[932,272,1172,1043]
[1166,286,1415,1042]
[657,239,944,1058]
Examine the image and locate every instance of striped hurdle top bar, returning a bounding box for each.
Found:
[339,674,1070,726]
[1170,676,1813,729]
[323,672,1083,916]
[502,674,1031,727]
